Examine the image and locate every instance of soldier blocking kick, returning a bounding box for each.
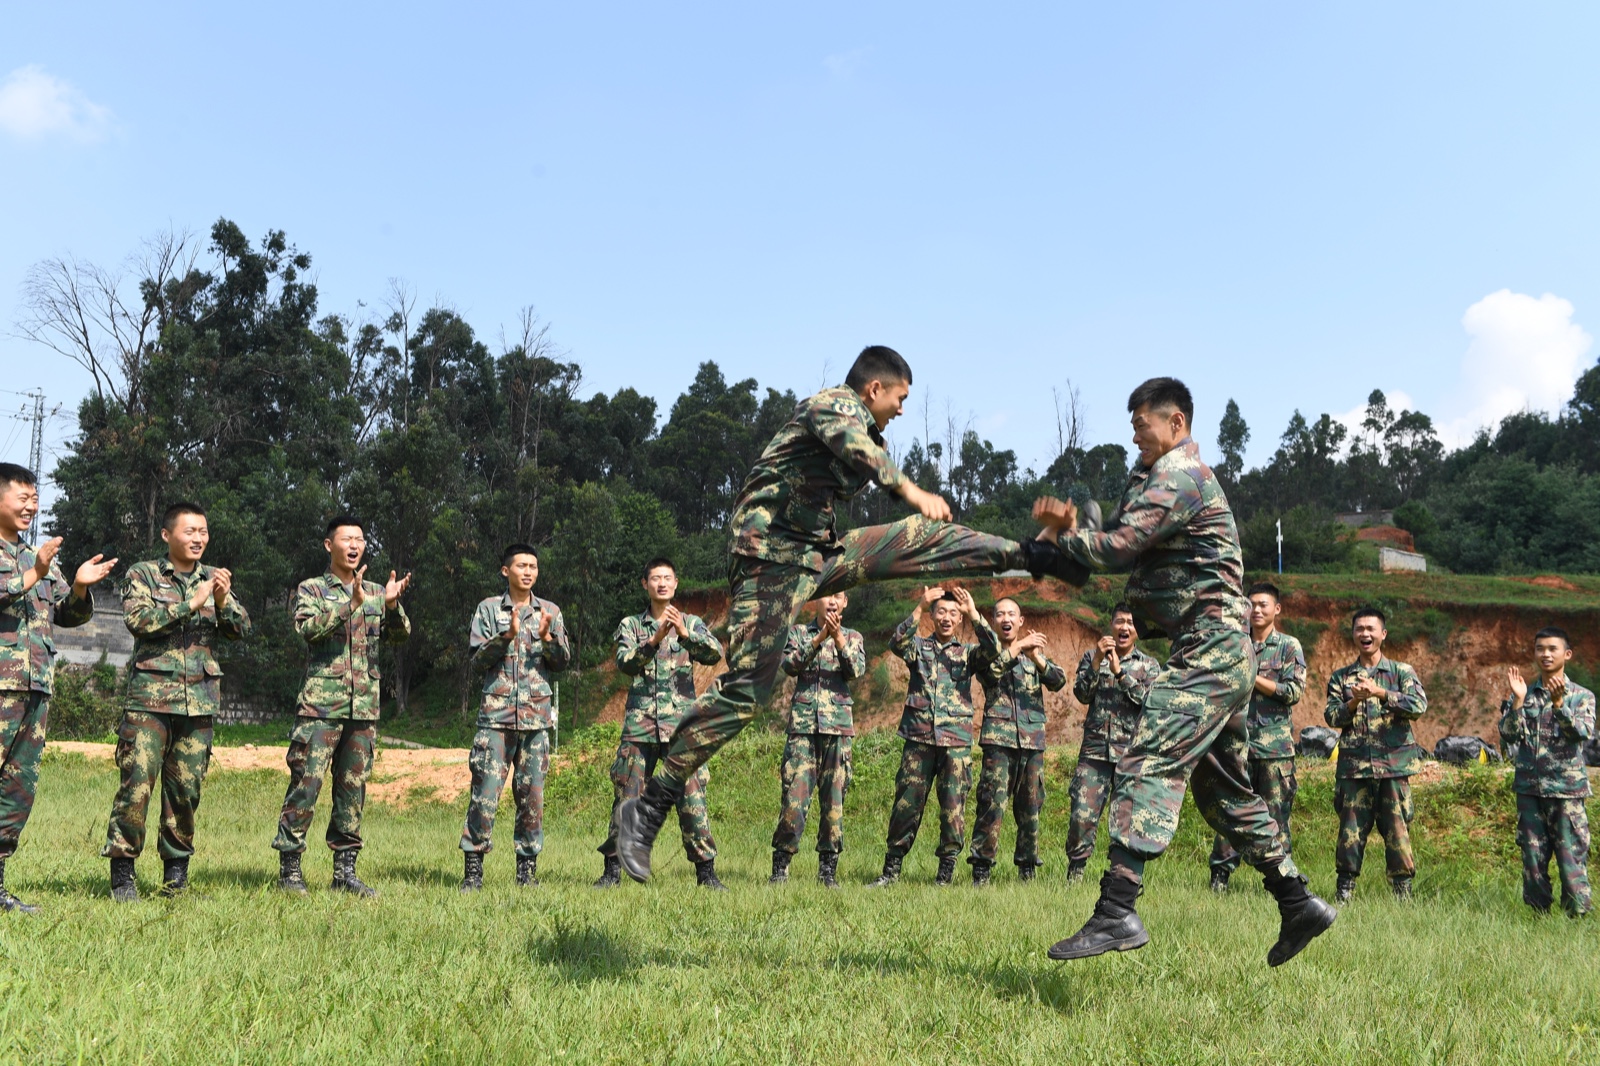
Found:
[0,463,116,914]
[869,586,996,887]
[104,502,251,902]
[968,597,1067,885]
[1208,581,1307,892]
[1037,378,1336,968]
[1064,604,1158,883]
[1324,606,1427,902]
[597,558,726,890]
[459,544,570,891]
[770,592,864,887]
[1499,627,1593,916]
[615,346,1086,882]
[272,516,410,896]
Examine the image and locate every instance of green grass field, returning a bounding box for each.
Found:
[4,727,1597,1064]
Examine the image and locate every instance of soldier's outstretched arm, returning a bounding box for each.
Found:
[806,397,952,521]
[683,615,723,666]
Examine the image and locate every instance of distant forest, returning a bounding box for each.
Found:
[19,220,1600,706]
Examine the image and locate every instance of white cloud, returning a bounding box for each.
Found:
[0,65,114,142]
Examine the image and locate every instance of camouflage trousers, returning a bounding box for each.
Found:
[1065,756,1116,865]
[772,732,852,855]
[885,740,973,860]
[1209,756,1297,876]
[1515,793,1591,915]
[460,727,548,857]
[272,717,376,854]
[600,740,715,863]
[1104,627,1294,882]
[658,517,1020,786]
[0,692,47,860]
[101,711,214,860]
[1334,775,1414,881]
[969,744,1045,867]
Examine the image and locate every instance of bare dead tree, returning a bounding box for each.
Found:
[1052,379,1086,459]
[382,277,416,426]
[501,306,579,539]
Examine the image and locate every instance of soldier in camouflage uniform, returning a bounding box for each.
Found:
[459,544,570,891]
[868,585,998,887]
[0,463,116,914]
[616,346,1087,882]
[1208,581,1307,891]
[1498,627,1593,915]
[1037,378,1335,967]
[770,591,864,887]
[1064,604,1158,883]
[102,502,251,902]
[1324,605,1428,902]
[968,597,1068,884]
[596,557,726,889]
[272,515,411,897]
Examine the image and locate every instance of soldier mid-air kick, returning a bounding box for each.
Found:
[104,502,251,902]
[1034,377,1336,967]
[615,345,1087,882]
[0,463,116,914]
[459,544,570,890]
[272,516,410,897]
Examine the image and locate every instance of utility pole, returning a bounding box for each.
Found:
[4,390,50,545]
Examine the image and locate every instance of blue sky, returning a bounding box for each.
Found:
[4,2,1598,511]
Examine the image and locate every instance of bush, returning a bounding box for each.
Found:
[50,657,122,740]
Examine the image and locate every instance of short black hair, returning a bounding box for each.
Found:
[325,514,365,537]
[641,556,676,579]
[162,501,206,531]
[845,345,913,391]
[1352,605,1386,627]
[1247,582,1282,602]
[0,463,37,489]
[993,596,1020,613]
[1535,626,1572,648]
[1127,377,1195,430]
[502,542,539,566]
[1111,602,1134,619]
[936,590,960,605]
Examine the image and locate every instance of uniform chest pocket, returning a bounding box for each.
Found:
[152,583,183,604]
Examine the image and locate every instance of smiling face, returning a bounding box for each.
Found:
[859,378,910,431]
[993,598,1022,640]
[642,564,677,605]
[1130,403,1187,466]
[1111,611,1138,653]
[504,553,539,593]
[1248,593,1280,634]
[162,511,210,568]
[1352,614,1386,657]
[1534,635,1572,677]
[325,525,367,575]
[0,479,40,540]
[931,598,962,639]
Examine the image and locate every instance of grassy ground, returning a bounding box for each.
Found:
[4,727,1598,1064]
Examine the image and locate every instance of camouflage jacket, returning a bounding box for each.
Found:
[1244,630,1307,761]
[1324,657,1428,778]
[1072,646,1160,763]
[0,537,94,695]
[974,644,1068,751]
[614,610,722,743]
[294,573,411,720]
[782,622,866,736]
[1498,677,1595,799]
[728,386,909,572]
[890,610,1000,747]
[122,558,251,717]
[470,594,572,730]
[1057,439,1248,642]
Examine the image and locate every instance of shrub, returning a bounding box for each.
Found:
[50,657,122,740]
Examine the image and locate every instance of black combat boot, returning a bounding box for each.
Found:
[516,856,539,887]
[615,776,684,883]
[1018,538,1090,587]
[817,853,840,888]
[1334,875,1356,903]
[868,856,902,888]
[1391,876,1413,900]
[1018,862,1038,883]
[935,857,957,886]
[769,851,791,884]
[1209,869,1230,894]
[695,859,727,891]
[460,852,484,892]
[1263,871,1337,968]
[331,849,378,898]
[110,857,139,903]
[970,860,993,887]
[593,856,622,889]
[0,860,39,915]
[159,857,190,898]
[277,852,308,895]
[1048,872,1149,960]
[1065,861,1087,884]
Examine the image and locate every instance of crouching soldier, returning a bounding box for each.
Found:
[460,544,570,890]
[1500,627,1594,916]
[104,502,250,901]
[272,516,410,896]
[770,592,865,887]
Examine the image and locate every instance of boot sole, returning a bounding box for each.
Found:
[614,800,653,883]
[1047,929,1150,960]
[1268,900,1337,967]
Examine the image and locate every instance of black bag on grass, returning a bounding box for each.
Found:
[1433,735,1500,764]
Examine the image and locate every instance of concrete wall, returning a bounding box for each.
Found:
[1379,547,1428,573]
[53,590,133,668]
